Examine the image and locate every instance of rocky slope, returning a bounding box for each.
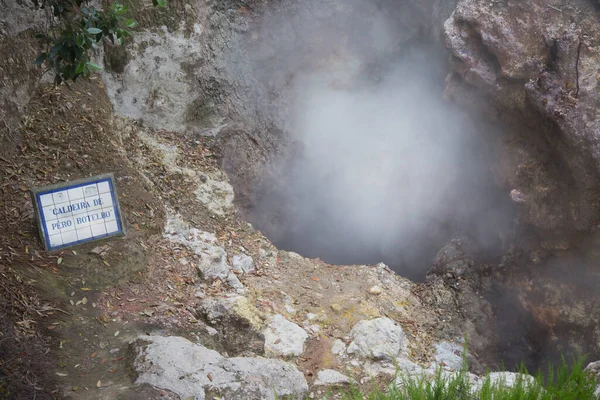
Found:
[3,0,600,398]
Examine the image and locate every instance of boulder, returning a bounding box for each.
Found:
[263,314,308,357]
[346,318,408,361]
[132,335,308,400]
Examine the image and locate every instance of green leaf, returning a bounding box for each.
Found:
[76,34,85,47]
[75,62,86,74]
[125,19,138,28]
[156,0,166,7]
[152,0,158,6]
[87,27,102,35]
[34,53,47,65]
[113,3,126,14]
[86,62,103,71]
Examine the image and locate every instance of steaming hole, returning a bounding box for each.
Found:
[220,0,600,376]
[249,44,517,282]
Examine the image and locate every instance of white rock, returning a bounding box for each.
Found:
[368,285,383,295]
[164,213,238,286]
[225,273,245,294]
[471,372,536,392]
[331,339,346,355]
[198,246,231,280]
[346,318,408,361]
[232,254,255,274]
[313,369,351,386]
[132,335,308,400]
[205,326,218,336]
[263,315,308,357]
[306,313,317,321]
[395,357,425,374]
[584,361,600,396]
[585,360,600,376]
[433,341,464,371]
[363,362,397,378]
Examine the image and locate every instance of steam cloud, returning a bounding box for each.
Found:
[239,0,515,279]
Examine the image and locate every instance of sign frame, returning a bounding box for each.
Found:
[30,173,125,251]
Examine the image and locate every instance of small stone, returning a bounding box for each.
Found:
[313,369,351,386]
[330,304,343,312]
[368,285,383,295]
[331,339,346,355]
[510,189,527,203]
[263,315,308,357]
[205,326,218,336]
[232,254,255,274]
[226,273,245,293]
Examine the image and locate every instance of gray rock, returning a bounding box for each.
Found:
[313,369,351,386]
[585,360,600,376]
[164,214,236,284]
[471,372,536,392]
[198,246,231,280]
[225,273,245,294]
[430,238,473,276]
[263,314,308,357]
[433,341,464,371]
[445,0,600,232]
[196,296,265,355]
[584,361,600,397]
[346,318,408,361]
[331,339,346,355]
[223,357,308,398]
[232,254,255,274]
[363,362,397,378]
[395,357,425,374]
[132,335,308,400]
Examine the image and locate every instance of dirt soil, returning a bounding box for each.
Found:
[0,79,471,399]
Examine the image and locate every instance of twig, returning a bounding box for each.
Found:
[547,4,563,12]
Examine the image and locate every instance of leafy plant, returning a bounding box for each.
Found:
[34,0,165,84]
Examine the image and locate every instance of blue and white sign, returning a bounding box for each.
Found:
[31,174,125,251]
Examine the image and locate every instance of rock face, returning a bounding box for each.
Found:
[132,335,308,400]
[346,317,408,361]
[263,314,308,357]
[0,0,44,153]
[445,0,600,232]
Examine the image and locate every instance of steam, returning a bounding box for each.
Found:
[237,0,515,279]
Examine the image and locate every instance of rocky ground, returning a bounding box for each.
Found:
[3,0,600,399]
[0,80,490,399]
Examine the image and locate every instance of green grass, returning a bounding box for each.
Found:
[336,356,599,400]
